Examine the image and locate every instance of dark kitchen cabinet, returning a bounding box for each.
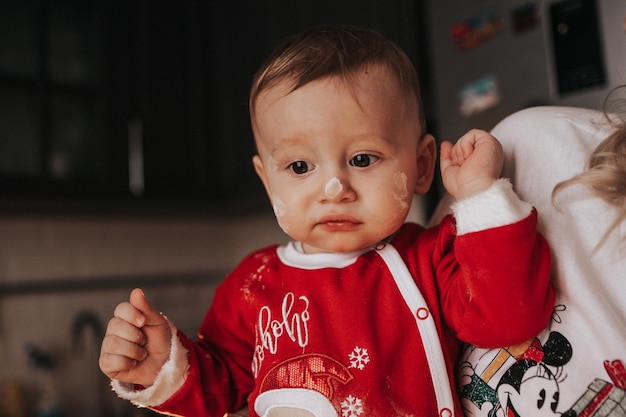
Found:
[0,1,267,209]
[0,0,425,213]
[0,2,120,196]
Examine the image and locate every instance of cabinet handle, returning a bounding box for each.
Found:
[128,118,144,196]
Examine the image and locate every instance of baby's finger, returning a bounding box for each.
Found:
[439,141,453,171]
[448,142,465,166]
[452,142,465,164]
[129,288,167,327]
[100,333,148,363]
[99,350,141,379]
[105,316,147,346]
[456,132,478,160]
[114,301,146,328]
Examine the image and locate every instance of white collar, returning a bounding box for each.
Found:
[276,241,370,270]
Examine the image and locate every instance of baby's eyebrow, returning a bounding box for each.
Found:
[268,138,310,155]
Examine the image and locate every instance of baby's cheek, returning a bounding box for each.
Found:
[271,195,290,234]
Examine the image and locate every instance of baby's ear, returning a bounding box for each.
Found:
[414,134,436,195]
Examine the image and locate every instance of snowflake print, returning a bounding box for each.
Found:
[340,395,363,416]
[348,346,370,370]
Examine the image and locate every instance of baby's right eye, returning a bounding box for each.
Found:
[289,160,312,175]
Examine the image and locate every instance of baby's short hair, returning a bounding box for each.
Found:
[249,24,425,130]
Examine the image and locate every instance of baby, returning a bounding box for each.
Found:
[100,24,554,417]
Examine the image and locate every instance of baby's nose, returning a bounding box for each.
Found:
[324,177,343,200]
[320,176,356,202]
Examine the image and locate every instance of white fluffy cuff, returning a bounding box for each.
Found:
[111,319,189,407]
[451,178,532,235]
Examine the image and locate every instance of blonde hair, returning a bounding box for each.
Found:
[249,24,425,131]
[552,86,626,243]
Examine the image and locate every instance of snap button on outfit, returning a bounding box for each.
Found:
[416,307,429,320]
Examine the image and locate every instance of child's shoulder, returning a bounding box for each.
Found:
[218,244,282,290]
[394,218,458,253]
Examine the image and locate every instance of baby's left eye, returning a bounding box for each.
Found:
[349,154,379,167]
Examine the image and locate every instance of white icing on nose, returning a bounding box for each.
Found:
[324,177,343,199]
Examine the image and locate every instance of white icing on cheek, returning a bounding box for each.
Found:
[324,177,343,199]
[392,172,410,212]
[268,155,279,172]
[271,195,290,234]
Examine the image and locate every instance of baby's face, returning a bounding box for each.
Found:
[252,65,434,253]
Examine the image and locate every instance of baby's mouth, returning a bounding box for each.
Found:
[317,216,362,231]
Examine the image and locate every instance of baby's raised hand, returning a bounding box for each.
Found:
[439,129,503,200]
[99,288,172,387]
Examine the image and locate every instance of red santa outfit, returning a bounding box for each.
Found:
[112,180,554,417]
